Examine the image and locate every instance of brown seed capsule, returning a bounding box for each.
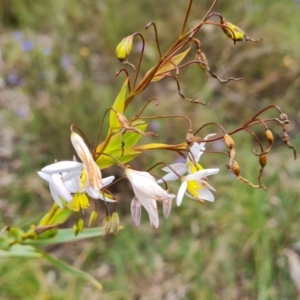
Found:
[265,130,274,145]
[280,113,288,122]
[186,129,194,146]
[224,134,235,149]
[259,154,267,167]
[232,161,241,177]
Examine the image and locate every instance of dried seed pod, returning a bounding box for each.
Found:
[231,161,241,177]
[259,154,267,167]
[265,130,274,145]
[224,134,235,149]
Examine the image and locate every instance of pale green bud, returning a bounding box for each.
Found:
[103,215,112,236]
[115,35,134,62]
[88,211,99,227]
[111,212,120,235]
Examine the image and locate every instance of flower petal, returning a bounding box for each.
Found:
[71,132,103,194]
[102,176,115,187]
[177,181,187,206]
[185,187,215,202]
[163,198,173,219]
[41,161,83,175]
[185,168,220,181]
[131,197,141,227]
[157,163,187,183]
[38,171,50,182]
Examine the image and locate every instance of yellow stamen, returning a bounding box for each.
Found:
[187,180,203,197]
[187,162,204,197]
[72,192,90,211]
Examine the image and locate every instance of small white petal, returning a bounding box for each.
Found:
[177,181,187,206]
[41,161,83,175]
[63,168,83,181]
[102,176,115,187]
[185,168,220,181]
[185,187,215,202]
[38,171,50,182]
[50,174,73,202]
[163,198,173,219]
[49,180,63,208]
[131,197,141,227]
[158,163,188,183]
[149,198,159,228]
[98,193,117,202]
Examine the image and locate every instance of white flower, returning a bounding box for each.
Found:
[176,168,220,206]
[38,159,115,210]
[157,133,216,183]
[125,168,175,228]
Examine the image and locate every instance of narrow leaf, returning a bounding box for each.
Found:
[24,227,104,246]
[110,78,129,131]
[151,47,191,82]
[40,251,103,290]
[0,244,42,258]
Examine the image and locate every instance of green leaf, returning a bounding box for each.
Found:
[96,123,147,169]
[0,244,42,258]
[24,227,104,246]
[147,47,191,82]
[39,251,103,290]
[110,78,129,132]
[39,205,72,226]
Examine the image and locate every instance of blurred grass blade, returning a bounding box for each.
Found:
[24,227,104,246]
[39,251,102,290]
[0,244,42,258]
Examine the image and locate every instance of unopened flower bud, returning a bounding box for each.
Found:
[73,224,79,236]
[221,19,246,42]
[103,215,112,236]
[231,161,241,177]
[115,35,134,62]
[265,130,274,145]
[224,134,235,149]
[111,212,120,235]
[88,210,99,227]
[78,218,84,233]
[259,154,267,167]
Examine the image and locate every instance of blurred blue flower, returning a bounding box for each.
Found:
[7,73,25,87]
[15,107,28,119]
[21,40,34,52]
[61,55,71,70]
